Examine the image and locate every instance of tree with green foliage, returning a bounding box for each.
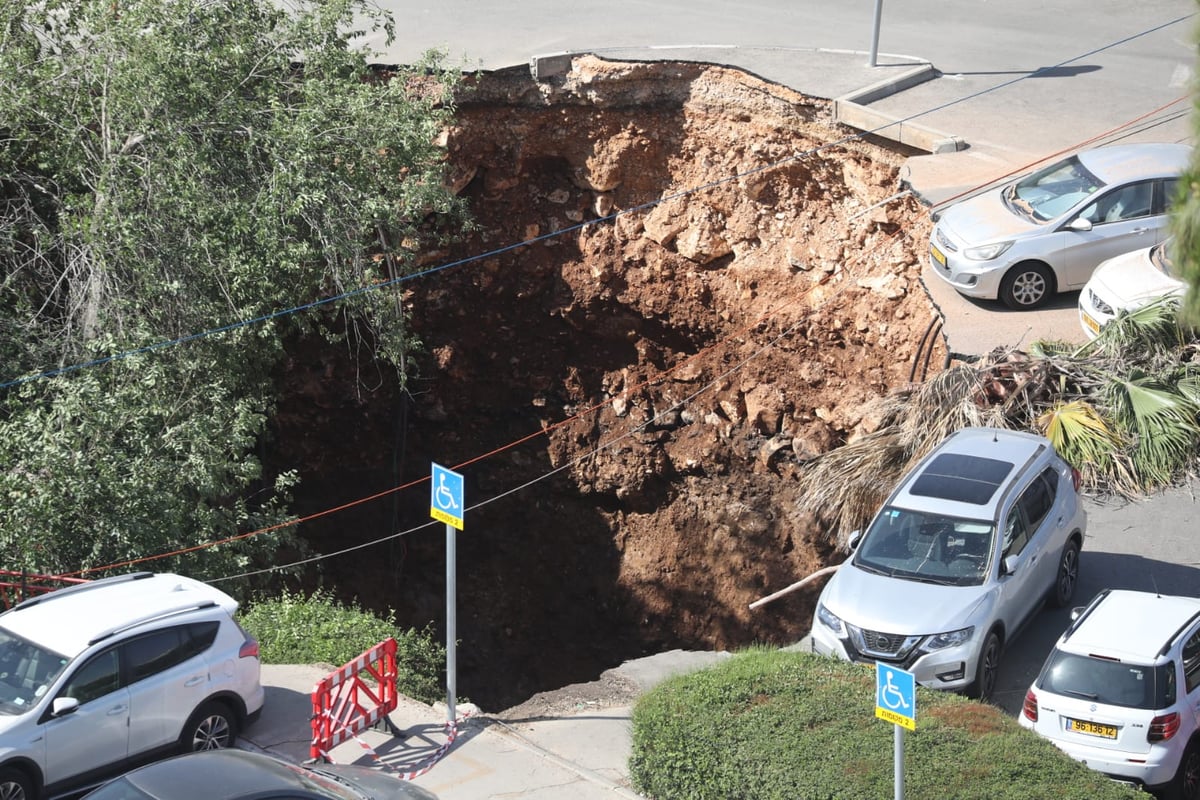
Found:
[0,0,468,581]
[1173,154,1200,325]
[241,589,446,704]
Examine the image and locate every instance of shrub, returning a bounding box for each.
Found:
[630,648,1142,800]
[241,589,445,704]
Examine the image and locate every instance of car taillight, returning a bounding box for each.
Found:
[1022,689,1038,722]
[1148,712,1180,742]
[239,634,260,659]
[1071,467,1081,493]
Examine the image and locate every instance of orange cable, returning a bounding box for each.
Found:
[60,94,1188,579]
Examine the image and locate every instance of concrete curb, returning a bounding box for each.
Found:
[832,63,966,154]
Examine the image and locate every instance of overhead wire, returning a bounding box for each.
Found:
[33,12,1197,582]
[3,11,1191,391]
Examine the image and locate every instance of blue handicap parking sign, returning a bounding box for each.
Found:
[875,662,916,730]
[430,463,464,530]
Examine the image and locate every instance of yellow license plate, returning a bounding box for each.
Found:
[1082,311,1101,335]
[931,244,947,267]
[1068,718,1117,739]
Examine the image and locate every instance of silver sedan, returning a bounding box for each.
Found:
[928,142,1189,310]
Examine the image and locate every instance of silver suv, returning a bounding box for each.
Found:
[1020,589,1200,798]
[811,427,1087,700]
[0,572,264,800]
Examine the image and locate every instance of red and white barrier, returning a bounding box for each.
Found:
[310,638,399,760]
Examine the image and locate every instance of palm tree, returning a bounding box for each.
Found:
[795,294,1200,548]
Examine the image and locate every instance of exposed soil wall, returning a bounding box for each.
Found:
[269,56,945,711]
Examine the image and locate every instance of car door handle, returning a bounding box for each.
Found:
[184,676,205,687]
[107,705,128,716]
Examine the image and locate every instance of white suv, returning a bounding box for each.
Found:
[0,572,264,800]
[811,427,1087,700]
[1020,589,1200,798]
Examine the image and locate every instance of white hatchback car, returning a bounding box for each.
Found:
[929,142,1188,310]
[0,572,264,800]
[1078,240,1186,339]
[811,427,1087,700]
[1020,589,1200,798]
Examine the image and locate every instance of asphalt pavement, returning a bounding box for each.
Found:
[240,11,1200,799]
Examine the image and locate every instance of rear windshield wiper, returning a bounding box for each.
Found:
[1061,688,1099,700]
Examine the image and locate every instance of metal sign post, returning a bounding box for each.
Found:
[868,0,884,67]
[430,463,464,725]
[875,662,916,800]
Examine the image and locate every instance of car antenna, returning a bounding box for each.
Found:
[1150,574,1162,598]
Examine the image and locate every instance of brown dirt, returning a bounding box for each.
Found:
[268,56,946,712]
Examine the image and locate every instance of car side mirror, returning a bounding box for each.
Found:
[51,697,78,717]
[1001,554,1020,576]
[848,530,863,550]
[1068,217,1093,232]
[1069,606,1086,621]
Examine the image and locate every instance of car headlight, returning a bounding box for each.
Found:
[923,627,974,651]
[816,603,845,636]
[1088,289,1115,316]
[963,242,1013,261]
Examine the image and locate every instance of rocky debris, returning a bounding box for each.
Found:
[272,56,946,710]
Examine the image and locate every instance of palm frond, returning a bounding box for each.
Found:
[1103,371,1200,488]
[794,429,908,549]
[1035,400,1141,495]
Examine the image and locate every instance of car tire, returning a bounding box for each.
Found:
[1168,741,1200,800]
[966,630,1002,701]
[180,701,238,753]
[999,263,1054,310]
[0,768,33,800]
[1051,539,1081,608]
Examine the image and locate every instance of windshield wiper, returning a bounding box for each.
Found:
[904,574,952,586]
[1061,688,1099,700]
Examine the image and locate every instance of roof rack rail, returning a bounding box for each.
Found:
[1060,588,1111,642]
[88,600,219,646]
[6,571,155,613]
[1158,611,1200,659]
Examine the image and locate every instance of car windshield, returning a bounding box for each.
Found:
[853,507,995,586]
[80,777,154,800]
[0,628,69,715]
[1039,650,1175,710]
[1005,155,1104,223]
[1153,241,1180,279]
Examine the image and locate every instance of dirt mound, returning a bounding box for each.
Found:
[270,56,945,711]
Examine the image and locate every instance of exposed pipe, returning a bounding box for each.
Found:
[749,565,840,610]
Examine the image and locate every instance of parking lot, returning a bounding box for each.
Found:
[992,478,1200,715]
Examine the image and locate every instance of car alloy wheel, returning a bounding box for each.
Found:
[1177,743,1200,800]
[1000,263,1053,310]
[1052,540,1080,608]
[184,701,237,752]
[0,769,32,800]
[971,631,1002,701]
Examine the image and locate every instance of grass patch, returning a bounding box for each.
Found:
[630,648,1142,800]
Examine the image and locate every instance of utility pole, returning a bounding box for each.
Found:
[869,0,884,67]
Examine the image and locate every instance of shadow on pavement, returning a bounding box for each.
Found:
[992,550,1200,717]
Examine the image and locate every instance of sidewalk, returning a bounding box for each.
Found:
[241,653,730,800]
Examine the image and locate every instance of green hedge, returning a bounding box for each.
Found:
[241,589,445,705]
[630,648,1142,800]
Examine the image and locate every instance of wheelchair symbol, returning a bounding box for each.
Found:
[880,671,910,711]
[435,473,459,511]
